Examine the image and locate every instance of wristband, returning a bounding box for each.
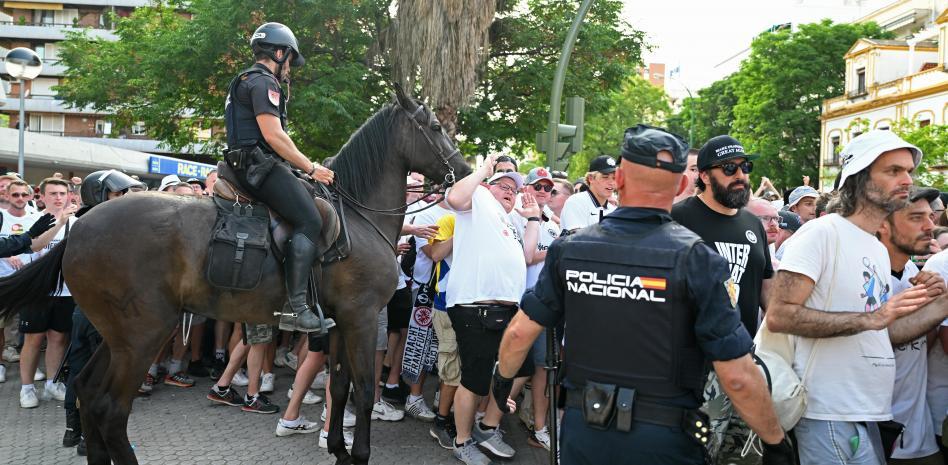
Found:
[527,217,542,222]
[308,164,318,176]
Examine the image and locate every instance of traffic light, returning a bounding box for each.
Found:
[536,96,584,169]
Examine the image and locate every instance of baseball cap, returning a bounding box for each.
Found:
[525,167,554,185]
[778,210,802,232]
[186,177,206,189]
[588,155,618,174]
[697,135,759,171]
[909,186,940,204]
[837,130,922,190]
[620,124,689,173]
[787,186,819,207]
[487,171,524,190]
[158,174,182,192]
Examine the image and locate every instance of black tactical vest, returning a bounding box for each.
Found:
[224,65,286,151]
[560,221,708,399]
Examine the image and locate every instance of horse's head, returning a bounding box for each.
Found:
[391,84,472,187]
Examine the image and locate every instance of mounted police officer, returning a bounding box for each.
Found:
[223,22,335,332]
[491,125,794,464]
[77,169,145,216]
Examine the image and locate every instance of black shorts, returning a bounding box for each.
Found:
[307,332,328,354]
[386,286,413,331]
[448,305,533,396]
[20,297,74,334]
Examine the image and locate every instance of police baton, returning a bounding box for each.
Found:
[545,325,560,465]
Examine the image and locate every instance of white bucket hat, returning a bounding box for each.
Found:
[837,130,922,190]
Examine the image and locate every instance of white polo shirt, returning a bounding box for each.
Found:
[559,190,615,231]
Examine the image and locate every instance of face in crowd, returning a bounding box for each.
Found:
[701,157,752,209]
[526,179,554,208]
[586,171,616,202]
[41,182,69,213]
[746,199,780,245]
[0,177,12,205]
[548,180,572,214]
[881,196,935,256]
[679,152,699,198]
[493,159,517,174]
[204,171,218,195]
[7,183,31,212]
[863,148,915,214]
[487,177,518,213]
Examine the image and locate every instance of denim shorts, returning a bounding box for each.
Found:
[795,418,885,465]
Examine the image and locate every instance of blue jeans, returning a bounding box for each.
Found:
[794,418,885,465]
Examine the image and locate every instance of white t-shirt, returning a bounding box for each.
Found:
[778,214,894,421]
[410,203,452,289]
[395,205,424,291]
[559,191,615,231]
[890,261,939,459]
[921,250,948,436]
[32,215,76,297]
[0,209,42,277]
[509,197,561,288]
[445,186,526,307]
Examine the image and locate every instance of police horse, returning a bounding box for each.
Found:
[0,87,471,465]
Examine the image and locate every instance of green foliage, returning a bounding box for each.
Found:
[892,121,948,190]
[666,76,738,148]
[567,75,670,179]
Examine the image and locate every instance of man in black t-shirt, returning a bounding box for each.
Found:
[671,135,773,336]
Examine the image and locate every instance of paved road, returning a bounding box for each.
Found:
[0,361,550,465]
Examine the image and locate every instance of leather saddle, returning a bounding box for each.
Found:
[212,161,350,262]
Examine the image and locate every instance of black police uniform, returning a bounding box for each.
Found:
[520,207,753,465]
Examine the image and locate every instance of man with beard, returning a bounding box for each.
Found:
[672,135,772,335]
[879,186,946,464]
[768,131,948,465]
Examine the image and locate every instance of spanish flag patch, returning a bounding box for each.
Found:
[640,277,667,291]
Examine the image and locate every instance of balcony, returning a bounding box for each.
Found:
[0,22,117,41]
[823,67,948,117]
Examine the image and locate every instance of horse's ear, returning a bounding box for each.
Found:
[392,82,416,112]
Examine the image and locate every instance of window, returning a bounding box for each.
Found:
[29,78,58,98]
[878,126,890,131]
[856,68,866,94]
[33,43,45,60]
[39,10,54,25]
[919,119,931,128]
[131,121,146,136]
[95,120,112,136]
[826,135,841,164]
[28,114,64,135]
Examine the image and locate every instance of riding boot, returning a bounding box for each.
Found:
[63,408,82,447]
[277,233,335,333]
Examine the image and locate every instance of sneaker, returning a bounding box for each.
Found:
[321,404,357,428]
[63,426,82,448]
[207,386,243,407]
[163,372,195,388]
[287,387,323,405]
[0,365,5,383]
[76,437,86,456]
[139,374,156,393]
[42,381,67,401]
[2,346,19,363]
[34,369,45,381]
[209,358,226,380]
[275,416,320,437]
[311,370,328,390]
[406,396,436,422]
[453,438,493,465]
[318,429,353,450]
[371,400,405,422]
[232,368,249,387]
[284,352,299,371]
[429,417,457,450]
[529,426,551,451]
[474,411,485,424]
[273,347,289,368]
[187,360,210,378]
[472,423,515,458]
[260,373,275,393]
[20,388,39,408]
[241,393,279,414]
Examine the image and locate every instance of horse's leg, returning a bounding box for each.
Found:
[76,343,111,465]
[328,330,354,464]
[342,321,377,465]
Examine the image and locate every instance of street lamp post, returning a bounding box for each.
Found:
[4,48,43,178]
[664,73,695,146]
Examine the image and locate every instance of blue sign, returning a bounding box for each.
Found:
[148,156,216,179]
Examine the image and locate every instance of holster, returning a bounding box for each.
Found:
[225,146,275,189]
[582,381,617,430]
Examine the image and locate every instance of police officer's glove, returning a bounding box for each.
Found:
[27,213,56,239]
[762,435,794,465]
[491,361,514,413]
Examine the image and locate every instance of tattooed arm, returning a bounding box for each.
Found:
[888,271,948,344]
[767,270,929,338]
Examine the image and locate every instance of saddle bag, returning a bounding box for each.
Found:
[206,198,270,290]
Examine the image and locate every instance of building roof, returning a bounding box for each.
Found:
[845,38,938,58]
[0,127,152,176]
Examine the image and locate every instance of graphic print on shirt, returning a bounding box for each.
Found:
[499,212,522,245]
[713,238,753,302]
[860,256,889,312]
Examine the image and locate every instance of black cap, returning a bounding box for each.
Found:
[186,178,206,189]
[697,135,759,171]
[588,155,618,174]
[910,186,940,204]
[778,210,802,232]
[620,124,689,173]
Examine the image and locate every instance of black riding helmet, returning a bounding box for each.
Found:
[250,22,305,68]
[80,170,146,208]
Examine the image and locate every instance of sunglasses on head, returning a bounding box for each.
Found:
[531,183,554,193]
[713,161,753,176]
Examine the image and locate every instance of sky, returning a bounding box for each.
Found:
[620,0,893,97]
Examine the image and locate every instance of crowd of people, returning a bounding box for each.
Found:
[0,126,946,465]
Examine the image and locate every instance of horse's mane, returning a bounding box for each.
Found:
[327,104,397,202]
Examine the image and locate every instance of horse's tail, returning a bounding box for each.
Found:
[0,238,67,321]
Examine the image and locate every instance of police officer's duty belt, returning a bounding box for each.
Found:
[565,389,694,429]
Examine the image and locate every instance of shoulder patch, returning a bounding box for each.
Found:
[724,278,739,308]
[268,89,280,107]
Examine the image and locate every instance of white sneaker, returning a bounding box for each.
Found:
[318,429,353,449]
[2,346,19,363]
[531,426,552,451]
[321,404,357,427]
[288,388,323,405]
[34,369,45,381]
[232,369,249,387]
[0,365,5,383]
[284,352,299,371]
[42,381,67,401]
[260,373,275,393]
[371,400,405,421]
[273,347,288,368]
[405,396,436,422]
[311,370,328,390]
[275,416,320,437]
[474,410,486,424]
[20,388,38,408]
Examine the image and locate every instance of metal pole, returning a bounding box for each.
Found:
[546,326,559,465]
[545,0,595,169]
[686,87,694,147]
[18,79,26,178]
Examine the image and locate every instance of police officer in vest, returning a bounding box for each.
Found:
[224,22,335,332]
[491,125,794,465]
